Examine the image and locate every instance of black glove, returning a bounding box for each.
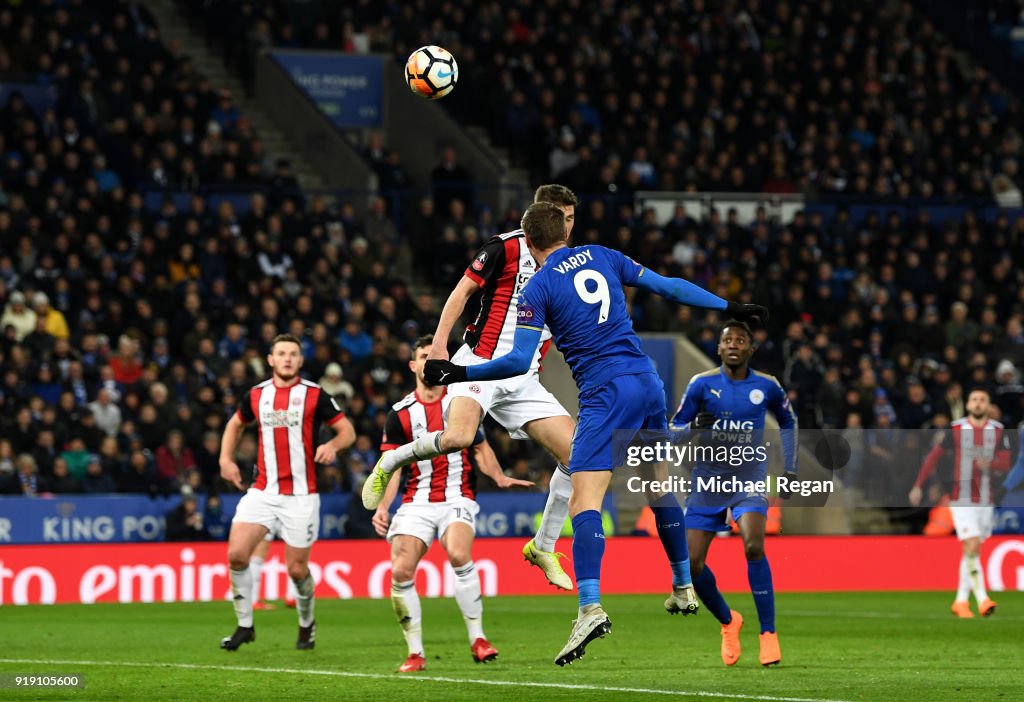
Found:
[726,301,769,324]
[993,483,1008,507]
[778,471,800,500]
[423,360,468,386]
[694,411,717,429]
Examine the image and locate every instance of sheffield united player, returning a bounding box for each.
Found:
[219,334,356,650]
[364,185,579,592]
[371,335,534,672]
[909,388,1011,618]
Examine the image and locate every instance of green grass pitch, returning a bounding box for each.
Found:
[1,592,1021,701]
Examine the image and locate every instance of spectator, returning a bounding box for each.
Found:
[81,453,117,494]
[431,146,473,213]
[13,454,45,497]
[319,362,355,403]
[155,429,197,490]
[204,494,231,540]
[31,292,69,340]
[48,457,82,494]
[88,388,122,437]
[165,489,210,541]
[1,291,36,341]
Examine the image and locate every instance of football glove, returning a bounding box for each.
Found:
[694,411,717,429]
[778,471,800,500]
[423,360,468,386]
[726,301,769,324]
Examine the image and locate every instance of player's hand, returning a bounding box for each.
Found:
[314,443,337,464]
[908,485,923,507]
[423,360,468,386]
[694,411,717,429]
[495,474,535,489]
[993,484,1008,506]
[726,301,769,324]
[778,471,800,500]
[219,459,244,491]
[372,506,391,537]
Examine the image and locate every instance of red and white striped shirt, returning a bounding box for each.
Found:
[463,230,551,368]
[915,417,1012,506]
[380,389,478,504]
[236,378,346,496]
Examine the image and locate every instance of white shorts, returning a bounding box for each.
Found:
[233,489,320,548]
[950,505,994,541]
[386,497,479,548]
[449,344,570,439]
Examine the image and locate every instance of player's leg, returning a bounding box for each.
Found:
[222,490,275,650]
[950,506,993,617]
[639,464,697,614]
[554,468,613,666]
[280,494,320,649]
[737,509,780,666]
[688,509,743,665]
[520,413,575,590]
[364,396,485,508]
[223,522,269,649]
[439,504,497,663]
[390,531,429,671]
[250,535,274,609]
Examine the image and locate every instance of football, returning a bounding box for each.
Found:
[405,45,458,100]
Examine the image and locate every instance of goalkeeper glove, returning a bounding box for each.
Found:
[693,411,717,429]
[778,471,800,500]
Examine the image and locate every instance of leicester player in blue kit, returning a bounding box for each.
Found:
[671,321,797,667]
[424,202,767,665]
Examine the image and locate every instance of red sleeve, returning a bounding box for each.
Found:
[381,409,408,451]
[464,236,508,288]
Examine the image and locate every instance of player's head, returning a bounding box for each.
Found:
[966,387,991,419]
[718,320,755,370]
[410,334,434,385]
[522,202,569,255]
[267,333,303,382]
[534,184,577,238]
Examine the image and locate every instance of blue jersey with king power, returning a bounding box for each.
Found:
[516,245,655,394]
[671,366,798,478]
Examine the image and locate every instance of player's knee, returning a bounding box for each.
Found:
[440,425,475,451]
[228,548,251,571]
[689,558,705,578]
[391,563,416,583]
[447,550,471,569]
[287,563,309,582]
[744,542,765,561]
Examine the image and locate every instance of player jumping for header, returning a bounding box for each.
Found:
[422,202,767,665]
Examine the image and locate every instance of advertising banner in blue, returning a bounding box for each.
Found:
[0,493,616,544]
[272,52,383,128]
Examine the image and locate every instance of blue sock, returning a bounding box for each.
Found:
[571,510,605,608]
[692,565,732,624]
[651,494,691,587]
[747,556,775,633]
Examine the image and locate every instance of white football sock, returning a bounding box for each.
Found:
[454,561,484,642]
[534,465,572,552]
[250,556,264,603]
[966,553,988,603]
[391,579,423,655]
[230,567,254,627]
[293,574,315,627]
[381,431,444,473]
[955,555,971,602]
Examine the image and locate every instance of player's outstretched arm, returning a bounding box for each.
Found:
[473,438,535,489]
[428,276,481,361]
[633,269,769,322]
[424,325,542,385]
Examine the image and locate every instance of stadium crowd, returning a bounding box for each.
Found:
[2,0,1024,527]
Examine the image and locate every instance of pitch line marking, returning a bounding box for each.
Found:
[0,658,853,702]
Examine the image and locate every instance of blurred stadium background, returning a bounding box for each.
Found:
[1,1,1024,697]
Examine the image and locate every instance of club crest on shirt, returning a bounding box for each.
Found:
[471,251,487,271]
[292,396,303,406]
[749,389,765,405]
[468,384,481,394]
